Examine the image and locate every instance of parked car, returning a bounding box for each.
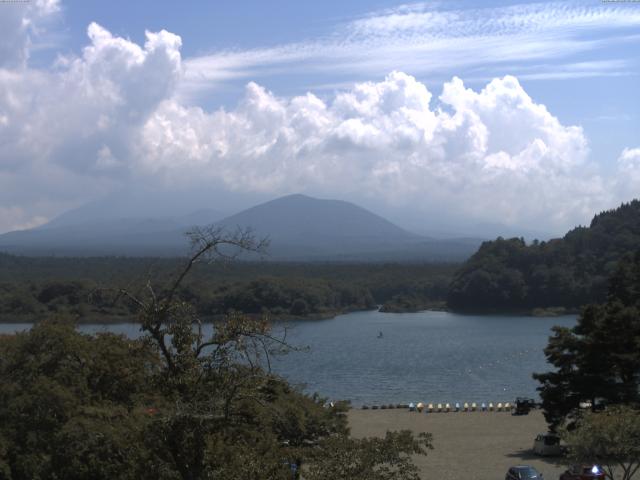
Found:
[559,464,605,480]
[532,433,563,456]
[514,397,536,415]
[505,465,544,480]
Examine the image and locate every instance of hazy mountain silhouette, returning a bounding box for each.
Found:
[0,194,481,260]
[220,194,413,244]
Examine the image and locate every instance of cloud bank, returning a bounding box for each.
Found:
[0,8,637,234]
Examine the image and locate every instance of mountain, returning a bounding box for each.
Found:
[218,194,411,254]
[0,207,225,257]
[0,215,221,257]
[0,194,481,260]
[39,187,229,230]
[214,194,481,260]
[447,199,640,311]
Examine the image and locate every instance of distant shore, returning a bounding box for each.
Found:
[0,304,579,324]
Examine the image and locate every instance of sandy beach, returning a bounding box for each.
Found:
[348,408,567,480]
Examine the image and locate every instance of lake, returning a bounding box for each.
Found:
[0,310,576,406]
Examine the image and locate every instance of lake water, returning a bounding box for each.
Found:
[0,310,576,406]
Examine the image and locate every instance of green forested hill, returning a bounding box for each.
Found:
[447,200,640,311]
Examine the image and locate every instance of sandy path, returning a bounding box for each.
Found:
[348,409,567,480]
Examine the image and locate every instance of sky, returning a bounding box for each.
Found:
[0,0,639,236]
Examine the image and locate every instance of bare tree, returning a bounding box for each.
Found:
[113,227,288,394]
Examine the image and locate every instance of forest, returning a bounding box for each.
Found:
[447,200,640,312]
[0,254,455,322]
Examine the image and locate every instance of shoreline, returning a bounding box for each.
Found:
[0,305,579,324]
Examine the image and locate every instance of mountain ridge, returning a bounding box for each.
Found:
[0,194,481,261]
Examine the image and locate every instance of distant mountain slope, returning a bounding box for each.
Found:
[220,194,414,239]
[215,194,482,260]
[0,194,481,260]
[217,194,416,254]
[0,212,225,257]
[447,200,640,311]
[40,188,226,230]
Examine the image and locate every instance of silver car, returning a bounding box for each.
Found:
[533,433,563,456]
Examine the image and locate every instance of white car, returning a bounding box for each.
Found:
[533,433,563,456]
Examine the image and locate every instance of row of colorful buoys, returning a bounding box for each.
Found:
[361,403,410,410]
[405,401,513,412]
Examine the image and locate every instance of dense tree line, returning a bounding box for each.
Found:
[448,200,640,311]
[0,256,456,321]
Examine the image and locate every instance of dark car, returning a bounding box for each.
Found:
[514,397,536,415]
[505,465,544,480]
[559,464,605,480]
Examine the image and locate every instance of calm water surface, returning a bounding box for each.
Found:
[0,310,576,406]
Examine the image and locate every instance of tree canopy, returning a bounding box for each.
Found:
[533,250,640,430]
[561,406,640,480]
[448,200,640,311]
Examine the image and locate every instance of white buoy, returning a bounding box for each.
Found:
[416,402,424,412]
[471,402,477,411]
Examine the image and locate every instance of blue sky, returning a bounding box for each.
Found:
[0,0,639,235]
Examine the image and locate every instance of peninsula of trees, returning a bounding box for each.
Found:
[447,200,640,312]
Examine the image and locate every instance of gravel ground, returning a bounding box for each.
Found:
[348,408,568,480]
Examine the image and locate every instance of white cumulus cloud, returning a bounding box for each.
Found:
[137,71,604,230]
[0,19,182,232]
[616,147,640,200]
[0,15,633,235]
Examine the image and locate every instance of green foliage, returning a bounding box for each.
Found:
[0,228,433,479]
[561,406,640,480]
[379,292,445,313]
[534,251,640,430]
[0,255,456,322]
[0,318,360,479]
[0,320,156,479]
[448,200,640,311]
[306,430,433,480]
